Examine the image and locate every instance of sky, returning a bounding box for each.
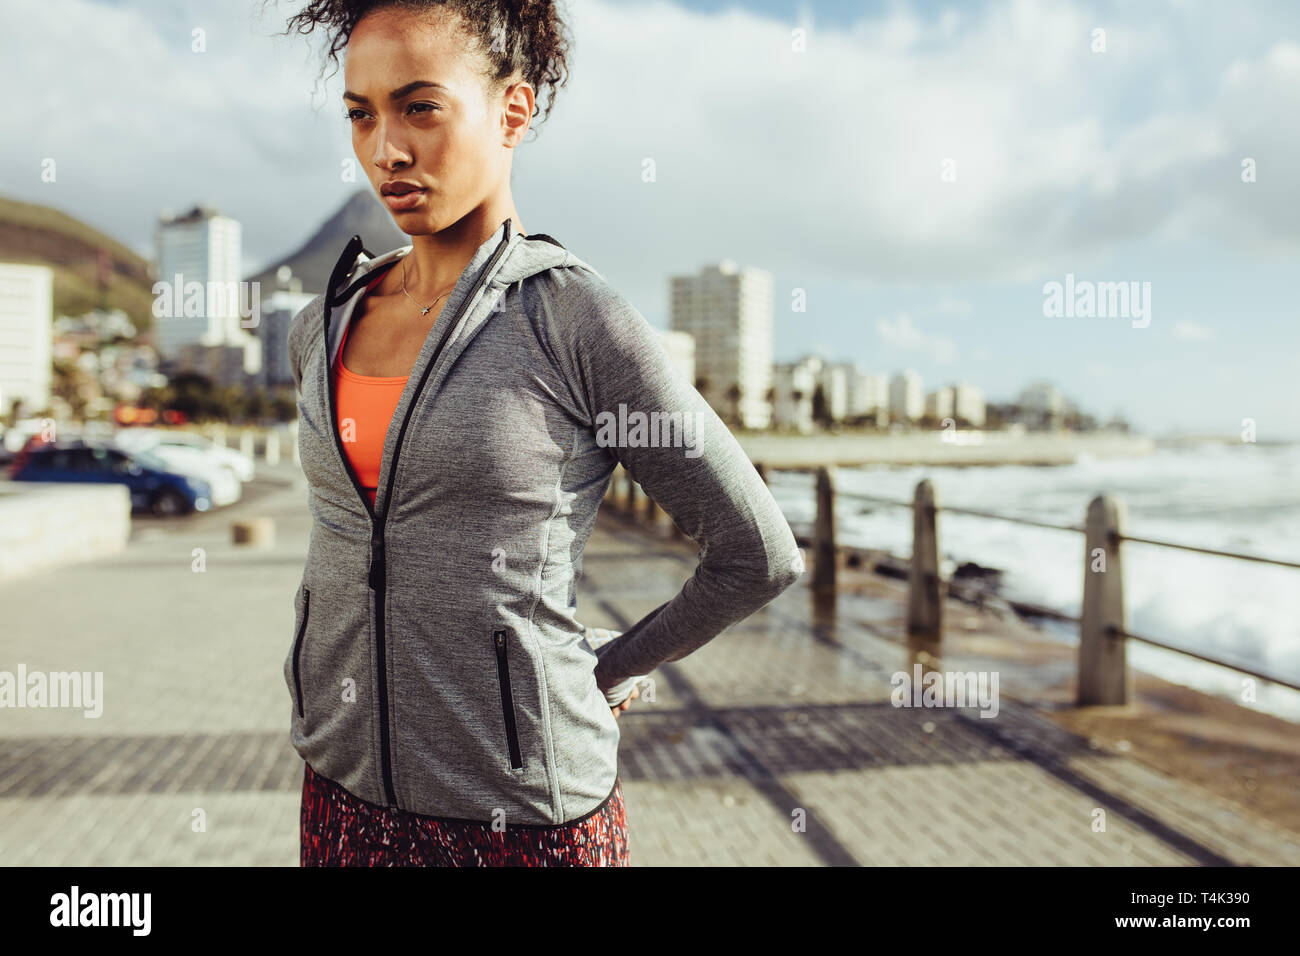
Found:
[4,0,1298,437]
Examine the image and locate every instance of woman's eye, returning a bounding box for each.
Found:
[344,104,436,124]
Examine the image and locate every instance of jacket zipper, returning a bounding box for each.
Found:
[324,222,515,808]
[292,588,310,719]
[493,629,524,769]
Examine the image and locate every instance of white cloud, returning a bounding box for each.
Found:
[933,296,974,317]
[1172,321,1214,341]
[875,313,957,363]
[2,0,1296,306]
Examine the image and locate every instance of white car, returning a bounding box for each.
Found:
[112,440,241,507]
[114,428,255,482]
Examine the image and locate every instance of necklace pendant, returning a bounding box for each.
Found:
[421,306,431,315]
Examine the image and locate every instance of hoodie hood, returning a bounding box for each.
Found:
[321,219,600,374]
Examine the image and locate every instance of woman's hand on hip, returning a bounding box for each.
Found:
[610,684,639,719]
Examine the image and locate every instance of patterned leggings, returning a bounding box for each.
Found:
[300,762,629,866]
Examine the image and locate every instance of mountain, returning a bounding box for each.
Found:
[0,189,409,335]
[245,189,409,295]
[0,195,156,332]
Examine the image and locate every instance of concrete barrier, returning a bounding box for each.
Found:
[0,482,131,581]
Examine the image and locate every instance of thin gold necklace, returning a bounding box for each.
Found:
[401,257,455,316]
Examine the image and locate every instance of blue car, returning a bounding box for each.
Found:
[10,441,212,515]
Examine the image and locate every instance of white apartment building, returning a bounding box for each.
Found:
[953,383,986,427]
[154,205,250,364]
[656,329,696,389]
[1019,381,1064,429]
[889,369,924,422]
[670,260,772,429]
[0,263,53,417]
[772,354,822,433]
[926,386,955,420]
[844,369,888,419]
[819,361,849,421]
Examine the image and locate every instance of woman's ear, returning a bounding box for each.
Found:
[500,79,534,147]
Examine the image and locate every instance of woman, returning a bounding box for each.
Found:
[279,0,803,866]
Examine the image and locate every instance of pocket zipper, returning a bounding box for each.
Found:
[292,588,310,719]
[493,629,524,769]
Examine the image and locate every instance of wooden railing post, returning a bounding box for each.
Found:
[813,466,837,595]
[1079,495,1130,705]
[624,472,640,516]
[907,479,942,638]
[644,489,660,529]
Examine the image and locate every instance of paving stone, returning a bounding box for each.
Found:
[1,469,1297,866]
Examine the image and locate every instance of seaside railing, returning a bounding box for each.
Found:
[158,429,1295,702]
[603,462,1300,703]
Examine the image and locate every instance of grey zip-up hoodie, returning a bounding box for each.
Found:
[283,217,803,825]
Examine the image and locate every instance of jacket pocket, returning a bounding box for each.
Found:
[493,628,524,770]
[292,587,310,719]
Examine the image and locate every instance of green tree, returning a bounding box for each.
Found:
[270,387,298,422]
[164,371,216,422]
[50,358,91,421]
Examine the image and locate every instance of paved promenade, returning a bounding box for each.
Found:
[2,463,1297,866]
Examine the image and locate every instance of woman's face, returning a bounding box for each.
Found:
[343,8,527,233]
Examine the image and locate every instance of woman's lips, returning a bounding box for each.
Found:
[383,188,427,211]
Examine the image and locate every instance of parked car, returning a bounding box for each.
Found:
[111,429,242,507]
[114,428,256,482]
[150,452,241,507]
[9,440,212,515]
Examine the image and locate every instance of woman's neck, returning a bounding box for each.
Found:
[397,205,525,299]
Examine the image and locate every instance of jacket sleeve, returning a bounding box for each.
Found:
[583,627,645,708]
[556,273,804,694]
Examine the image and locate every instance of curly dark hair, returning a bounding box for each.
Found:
[275,0,572,134]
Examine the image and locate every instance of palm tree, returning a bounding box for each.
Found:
[763,386,777,431]
[811,384,828,428]
[725,384,743,427]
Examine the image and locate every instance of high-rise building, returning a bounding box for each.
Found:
[259,289,318,389]
[953,383,986,427]
[656,330,696,389]
[855,372,889,423]
[1019,381,1064,430]
[772,355,823,432]
[925,386,955,420]
[154,204,252,375]
[177,341,261,387]
[670,260,772,429]
[889,369,924,422]
[0,263,53,417]
[836,364,888,421]
[819,362,849,421]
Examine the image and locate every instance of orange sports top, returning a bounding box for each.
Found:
[333,266,406,508]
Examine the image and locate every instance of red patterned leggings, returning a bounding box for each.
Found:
[299,762,629,866]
